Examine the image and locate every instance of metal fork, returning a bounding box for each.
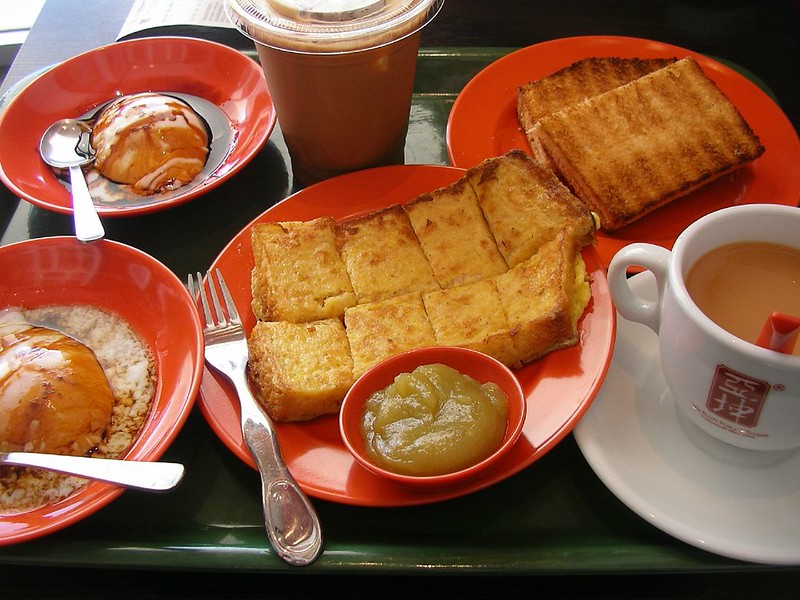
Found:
[188,269,322,566]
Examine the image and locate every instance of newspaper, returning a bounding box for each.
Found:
[118,0,234,40]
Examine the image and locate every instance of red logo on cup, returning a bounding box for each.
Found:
[706,365,770,428]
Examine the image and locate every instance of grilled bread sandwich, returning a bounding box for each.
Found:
[524,57,764,231]
[495,232,590,364]
[247,318,354,422]
[422,278,520,368]
[344,292,437,378]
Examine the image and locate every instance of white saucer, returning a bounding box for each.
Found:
[574,272,800,565]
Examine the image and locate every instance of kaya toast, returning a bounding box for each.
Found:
[247,318,354,422]
[495,231,590,365]
[423,278,520,368]
[250,217,356,322]
[335,204,440,304]
[404,177,508,288]
[345,292,437,378]
[529,57,765,232]
[466,149,595,268]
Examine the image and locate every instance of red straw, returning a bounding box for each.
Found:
[756,312,800,354]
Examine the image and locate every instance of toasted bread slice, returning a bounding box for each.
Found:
[466,150,595,267]
[404,178,508,288]
[251,217,356,322]
[345,292,437,378]
[423,278,520,367]
[335,205,440,304]
[517,57,676,132]
[495,232,590,365]
[247,318,354,422]
[530,57,765,232]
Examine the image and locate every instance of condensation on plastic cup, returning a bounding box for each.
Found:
[225,0,445,186]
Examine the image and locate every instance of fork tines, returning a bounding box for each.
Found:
[187,269,240,328]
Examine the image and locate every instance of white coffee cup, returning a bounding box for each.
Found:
[607,204,800,452]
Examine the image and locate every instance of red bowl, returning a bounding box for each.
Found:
[339,346,526,490]
[0,237,204,545]
[0,36,274,217]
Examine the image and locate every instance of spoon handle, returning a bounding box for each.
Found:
[68,164,105,242]
[0,452,185,492]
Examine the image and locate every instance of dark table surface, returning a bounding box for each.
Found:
[1,1,799,598]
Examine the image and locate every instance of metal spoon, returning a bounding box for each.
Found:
[0,451,185,492]
[39,119,105,242]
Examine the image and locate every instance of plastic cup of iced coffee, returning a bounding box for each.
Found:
[225,0,445,187]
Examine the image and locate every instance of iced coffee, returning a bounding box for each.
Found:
[226,0,444,186]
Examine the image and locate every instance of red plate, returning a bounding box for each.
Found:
[0,36,275,216]
[197,165,616,507]
[446,36,800,268]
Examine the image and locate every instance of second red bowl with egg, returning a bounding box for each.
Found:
[339,346,526,490]
[0,237,204,546]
